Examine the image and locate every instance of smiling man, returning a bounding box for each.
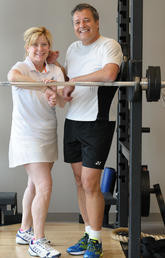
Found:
[61,4,123,258]
[73,8,99,46]
[61,3,123,258]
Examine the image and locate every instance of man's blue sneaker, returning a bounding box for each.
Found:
[67,233,89,255]
[83,239,103,258]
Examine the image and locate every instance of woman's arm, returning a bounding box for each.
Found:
[8,69,35,82]
[44,86,66,108]
[7,69,46,91]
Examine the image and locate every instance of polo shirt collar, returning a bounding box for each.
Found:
[25,56,50,73]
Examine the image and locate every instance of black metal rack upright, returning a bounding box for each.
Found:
[116,0,130,228]
[117,0,143,257]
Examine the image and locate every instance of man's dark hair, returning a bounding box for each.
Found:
[71,3,99,21]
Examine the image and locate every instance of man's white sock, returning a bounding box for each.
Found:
[85,225,91,235]
[89,229,101,243]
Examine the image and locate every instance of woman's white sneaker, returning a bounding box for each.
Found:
[16,228,51,245]
[16,227,34,245]
[28,239,61,257]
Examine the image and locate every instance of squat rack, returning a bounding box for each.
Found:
[117,0,149,257]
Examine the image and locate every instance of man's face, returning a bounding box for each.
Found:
[72,9,100,45]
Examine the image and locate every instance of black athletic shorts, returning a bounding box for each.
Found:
[64,119,115,169]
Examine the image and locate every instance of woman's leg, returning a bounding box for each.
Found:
[24,162,53,240]
[21,176,35,230]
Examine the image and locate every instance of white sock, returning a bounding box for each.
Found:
[89,229,101,243]
[33,237,45,243]
[85,225,91,235]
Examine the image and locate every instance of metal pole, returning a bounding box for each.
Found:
[117,0,131,228]
[128,87,142,258]
[0,80,165,88]
[128,0,143,257]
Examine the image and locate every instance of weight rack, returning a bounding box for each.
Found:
[117,0,150,257]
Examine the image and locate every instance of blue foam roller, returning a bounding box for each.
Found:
[101,167,116,193]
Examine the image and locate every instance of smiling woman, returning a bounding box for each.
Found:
[7,26,64,258]
[25,35,50,71]
[24,27,52,72]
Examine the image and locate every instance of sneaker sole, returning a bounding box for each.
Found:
[28,247,44,257]
[83,251,103,258]
[28,247,61,258]
[16,237,29,245]
[67,250,86,255]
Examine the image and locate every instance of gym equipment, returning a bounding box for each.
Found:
[111,229,165,257]
[102,165,165,227]
[111,228,165,243]
[0,75,165,88]
[0,192,21,226]
[101,167,116,193]
[139,166,165,220]
[116,0,165,257]
[146,66,161,102]
[141,166,150,217]
[0,69,164,102]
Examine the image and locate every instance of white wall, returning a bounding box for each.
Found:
[0,0,165,214]
[142,0,165,212]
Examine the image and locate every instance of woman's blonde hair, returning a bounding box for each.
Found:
[24,26,53,56]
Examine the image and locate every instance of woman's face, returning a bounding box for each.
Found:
[26,34,50,67]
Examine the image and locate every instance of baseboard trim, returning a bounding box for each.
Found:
[46,212,79,222]
[46,212,163,223]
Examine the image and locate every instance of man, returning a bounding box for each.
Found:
[47,3,123,258]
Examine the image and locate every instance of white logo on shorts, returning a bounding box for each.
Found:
[95,161,102,166]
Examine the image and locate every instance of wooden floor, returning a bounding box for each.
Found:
[0,222,125,258]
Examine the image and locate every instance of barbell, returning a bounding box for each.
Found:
[0,66,164,102]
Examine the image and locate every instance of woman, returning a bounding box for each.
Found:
[8,26,63,258]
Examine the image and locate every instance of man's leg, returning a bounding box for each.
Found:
[81,166,104,258]
[72,162,90,226]
[81,166,104,232]
[66,162,91,255]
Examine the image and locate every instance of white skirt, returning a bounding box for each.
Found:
[9,135,58,168]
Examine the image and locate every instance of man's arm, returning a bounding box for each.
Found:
[70,63,120,82]
[47,50,69,81]
[63,63,119,101]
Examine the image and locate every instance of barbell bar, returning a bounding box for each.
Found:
[0,80,165,88]
[0,66,164,102]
